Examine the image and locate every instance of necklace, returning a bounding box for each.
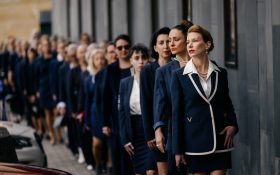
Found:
[197,70,208,80]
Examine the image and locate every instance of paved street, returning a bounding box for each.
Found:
[43,139,94,175]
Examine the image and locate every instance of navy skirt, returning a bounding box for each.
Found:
[130,115,156,173]
[186,152,231,173]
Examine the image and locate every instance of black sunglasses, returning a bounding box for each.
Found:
[116,45,130,51]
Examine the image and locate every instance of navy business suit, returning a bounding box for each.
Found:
[119,76,156,173]
[102,60,133,175]
[140,61,160,141]
[49,57,64,103]
[118,76,134,146]
[153,59,180,150]
[153,59,180,174]
[171,61,238,155]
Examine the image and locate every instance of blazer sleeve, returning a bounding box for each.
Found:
[223,70,239,134]
[140,66,155,141]
[102,67,113,128]
[77,74,85,113]
[84,77,92,128]
[94,70,105,126]
[153,68,168,130]
[171,71,185,154]
[49,60,56,97]
[118,79,130,146]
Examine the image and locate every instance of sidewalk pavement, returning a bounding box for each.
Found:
[43,139,94,175]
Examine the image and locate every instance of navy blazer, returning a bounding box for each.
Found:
[77,70,89,113]
[66,65,81,114]
[94,68,107,126]
[102,60,132,135]
[118,76,134,146]
[140,61,160,141]
[58,62,69,103]
[153,60,180,150]
[49,58,64,100]
[171,65,238,155]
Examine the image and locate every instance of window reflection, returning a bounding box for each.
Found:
[224,0,237,68]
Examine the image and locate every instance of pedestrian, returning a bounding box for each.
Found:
[140,27,172,175]
[153,20,193,175]
[102,34,134,175]
[84,48,107,174]
[36,37,56,145]
[171,24,239,175]
[23,47,41,135]
[119,44,156,175]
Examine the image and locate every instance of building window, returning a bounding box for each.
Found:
[224,0,237,68]
[151,0,158,33]
[40,11,51,35]
[182,0,192,21]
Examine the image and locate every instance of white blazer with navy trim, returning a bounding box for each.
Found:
[171,59,238,155]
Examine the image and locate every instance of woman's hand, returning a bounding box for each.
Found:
[147,138,156,149]
[102,126,111,136]
[124,143,134,156]
[220,126,236,148]
[175,154,186,168]
[155,127,165,153]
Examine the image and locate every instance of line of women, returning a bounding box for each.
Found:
[114,21,239,175]
[0,20,239,175]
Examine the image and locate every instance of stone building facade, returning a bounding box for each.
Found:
[55,0,280,174]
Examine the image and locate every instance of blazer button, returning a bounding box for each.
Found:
[187,116,192,123]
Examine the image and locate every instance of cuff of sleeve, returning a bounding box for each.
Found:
[153,121,167,130]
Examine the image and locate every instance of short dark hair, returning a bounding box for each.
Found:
[105,41,115,53]
[150,27,170,59]
[129,43,149,59]
[114,34,132,46]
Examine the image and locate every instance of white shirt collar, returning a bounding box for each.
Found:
[57,54,64,62]
[183,58,220,76]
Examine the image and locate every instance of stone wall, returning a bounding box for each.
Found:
[0,0,51,42]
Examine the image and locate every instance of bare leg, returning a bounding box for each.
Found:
[193,172,208,175]
[157,162,168,175]
[93,137,103,174]
[146,170,156,175]
[210,170,226,175]
[45,109,55,145]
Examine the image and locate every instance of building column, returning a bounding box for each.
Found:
[95,0,109,42]
[69,0,80,42]
[52,0,69,38]
[111,0,128,39]
[81,0,94,39]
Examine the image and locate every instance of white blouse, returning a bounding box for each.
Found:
[183,59,220,99]
[129,78,141,115]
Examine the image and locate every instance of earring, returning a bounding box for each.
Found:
[205,48,208,55]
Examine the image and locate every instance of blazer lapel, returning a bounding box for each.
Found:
[189,74,208,103]
[125,77,134,116]
[209,71,218,101]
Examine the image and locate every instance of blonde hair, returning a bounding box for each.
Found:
[87,48,107,75]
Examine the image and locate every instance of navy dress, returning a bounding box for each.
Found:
[94,68,107,134]
[22,60,39,119]
[119,76,156,173]
[140,61,169,162]
[153,60,181,174]
[84,75,103,139]
[49,58,64,103]
[36,56,55,109]
[171,60,238,173]
[102,60,134,175]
